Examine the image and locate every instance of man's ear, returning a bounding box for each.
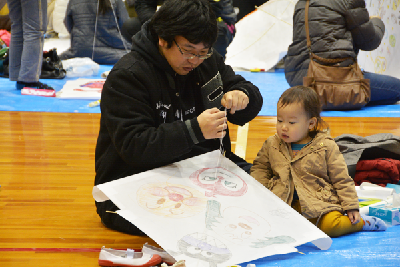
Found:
[309,117,317,130]
[159,37,167,48]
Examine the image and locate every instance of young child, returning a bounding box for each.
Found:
[250,86,387,237]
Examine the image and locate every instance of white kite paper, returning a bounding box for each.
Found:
[225,0,296,71]
[56,78,104,99]
[356,0,400,79]
[93,150,331,266]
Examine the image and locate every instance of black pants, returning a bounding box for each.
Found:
[96,199,147,236]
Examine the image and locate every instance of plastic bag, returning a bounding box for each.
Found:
[62,57,100,77]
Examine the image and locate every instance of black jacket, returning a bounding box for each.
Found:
[284,0,385,86]
[95,22,262,186]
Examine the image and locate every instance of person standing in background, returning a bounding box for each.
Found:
[7,0,53,90]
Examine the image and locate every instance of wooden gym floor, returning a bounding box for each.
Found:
[0,111,399,266]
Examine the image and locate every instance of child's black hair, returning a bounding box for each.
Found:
[278,85,329,137]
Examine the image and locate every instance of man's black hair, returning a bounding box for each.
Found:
[149,0,218,48]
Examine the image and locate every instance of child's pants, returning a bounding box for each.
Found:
[292,200,364,237]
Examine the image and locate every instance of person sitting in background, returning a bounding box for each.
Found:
[59,0,131,65]
[7,0,53,90]
[121,0,236,60]
[284,0,400,106]
[95,0,262,235]
[251,85,387,237]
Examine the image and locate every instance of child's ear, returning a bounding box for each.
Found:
[309,117,317,130]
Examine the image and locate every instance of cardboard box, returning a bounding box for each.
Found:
[369,204,400,226]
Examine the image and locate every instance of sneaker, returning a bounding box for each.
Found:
[16,81,54,90]
[98,246,162,267]
[142,243,176,265]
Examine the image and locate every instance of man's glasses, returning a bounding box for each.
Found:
[174,40,213,60]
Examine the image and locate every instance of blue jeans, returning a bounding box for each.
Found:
[7,0,47,82]
[363,71,400,106]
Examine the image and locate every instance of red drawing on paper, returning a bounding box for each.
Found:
[189,167,248,197]
[137,182,207,218]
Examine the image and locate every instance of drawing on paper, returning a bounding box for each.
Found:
[190,167,248,197]
[137,182,208,218]
[205,200,295,248]
[169,232,232,267]
[359,0,400,78]
[93,150,332,266]
[80,80,105,88]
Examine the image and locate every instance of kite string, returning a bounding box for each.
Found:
[214,107,227,179]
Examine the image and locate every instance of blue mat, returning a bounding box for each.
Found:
[238,70,400,117]
[244,224,400,267]
[0,65,112,113]
[1,67,399,116]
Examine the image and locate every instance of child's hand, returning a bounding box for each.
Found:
[347,209,361,224]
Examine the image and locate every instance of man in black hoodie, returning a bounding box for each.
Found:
[121,0,236,59]
[95,0,263,235]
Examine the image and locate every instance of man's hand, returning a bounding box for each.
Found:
[221,90,249,114]
[347,209,361,225]
[197,108,227,139]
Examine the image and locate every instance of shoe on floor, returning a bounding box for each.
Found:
[98,246,162,267]
[16,81,54,90]
[142,243,176,265]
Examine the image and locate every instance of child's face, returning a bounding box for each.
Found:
[276,102,316,144]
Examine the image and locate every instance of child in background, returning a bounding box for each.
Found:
[250,85,387,237]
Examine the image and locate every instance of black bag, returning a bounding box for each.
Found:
[41,48,66,79]
[0,48,66,79]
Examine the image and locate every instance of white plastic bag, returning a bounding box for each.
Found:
[62,57,100,77]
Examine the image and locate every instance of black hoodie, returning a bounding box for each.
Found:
[94,22,262,188]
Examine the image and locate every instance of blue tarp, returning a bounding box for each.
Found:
[1,68,399,116]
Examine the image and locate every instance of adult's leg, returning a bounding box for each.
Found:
[363,71,400,105]
[16,0,47,83]
[96,200,147,236]
[7,0,23,81]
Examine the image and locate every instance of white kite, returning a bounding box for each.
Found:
[225,0,296,71]
[93,150,331,267]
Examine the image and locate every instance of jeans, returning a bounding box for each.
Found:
[7,0,47,82]
[363,71,400,106]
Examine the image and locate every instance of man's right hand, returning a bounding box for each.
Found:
[197,108,227,139]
